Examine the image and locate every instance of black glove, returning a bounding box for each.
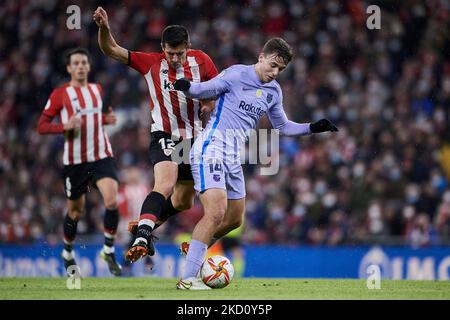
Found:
[309,119,338,133]
[172,78,191,91]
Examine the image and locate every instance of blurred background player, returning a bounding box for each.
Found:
[173,38,338,289]
[93,7,219,262]
[117,166,155,275]
[36,48,122,276]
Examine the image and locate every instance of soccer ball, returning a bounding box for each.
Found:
[200,255,234,289]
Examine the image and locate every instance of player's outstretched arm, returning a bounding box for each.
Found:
[172,78,192,91]
[309,118,338,133]
[172,80,217,113]
[173,77,229,100]
[93,6,128,64]
[276,118,338,136]
[268,100,338,136]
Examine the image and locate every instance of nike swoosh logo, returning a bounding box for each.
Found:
[177,280,192,289]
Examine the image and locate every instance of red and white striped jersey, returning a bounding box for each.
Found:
[118,183,150,220]
[129,49,218,139]
[41,83,113,165]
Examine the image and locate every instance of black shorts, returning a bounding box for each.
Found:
[149,131,193,181]
[62,157,119,200]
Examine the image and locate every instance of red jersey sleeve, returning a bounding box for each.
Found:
[37,88,65,134]
[42,88,63,117]
[201,51,219,80]
[128,51,160,75]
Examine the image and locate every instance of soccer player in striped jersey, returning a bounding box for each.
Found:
[93,7,219,262]
[37,48,122,276]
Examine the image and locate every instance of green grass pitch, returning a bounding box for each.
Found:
[1,278,450,299]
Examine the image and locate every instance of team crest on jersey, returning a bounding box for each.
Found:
[267,93,273,103]
[163,148,173,156]
[213,174,221,182]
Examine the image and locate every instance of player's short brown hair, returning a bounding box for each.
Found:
[161,25,190,48]
[65,47,90,65]
[262,38,293,65]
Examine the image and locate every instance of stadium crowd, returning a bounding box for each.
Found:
[1,0,450,247]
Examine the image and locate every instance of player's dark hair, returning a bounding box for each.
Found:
[161,25,190,48]
[65,47,90,65]
[262,38,293,65]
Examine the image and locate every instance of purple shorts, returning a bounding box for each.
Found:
[190,136,246,200]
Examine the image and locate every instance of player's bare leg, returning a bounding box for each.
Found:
[127,180,195,270]
[176,188,226,290]
[193,189,227,243]
[126,161,178,262]
[128,179,196,231]
[126,180,195,266]
[158,180,195,225]
[180,198,245,255]
[96,178,122,276]
[212,198,245,241]
[62,196,85,273]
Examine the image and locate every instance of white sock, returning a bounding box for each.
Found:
[62,249,74,260]
[103,245,115,254]
[133,237,147,246]
[183,239,207,279]
[138,217,155,229]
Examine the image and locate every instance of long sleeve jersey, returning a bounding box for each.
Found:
[184,64,311,156]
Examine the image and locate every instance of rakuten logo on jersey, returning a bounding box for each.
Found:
[238,100,265,121]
